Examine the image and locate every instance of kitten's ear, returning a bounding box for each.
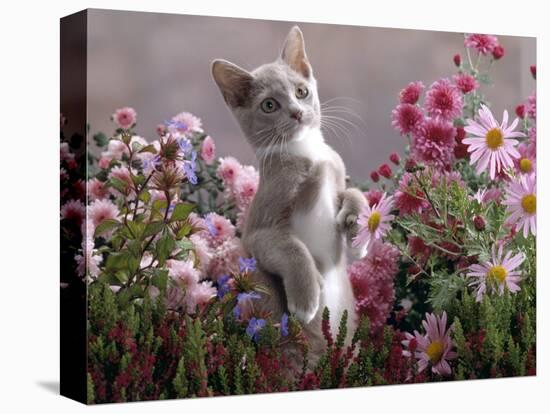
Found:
[211,59,254,107]
[281,26,312,78]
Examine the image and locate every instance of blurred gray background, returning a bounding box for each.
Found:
[87,9,535,181]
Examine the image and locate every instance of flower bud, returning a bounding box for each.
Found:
[404,158,417,172]
[453,53,461,67]
[515,104,525,119]
[492,45,505,60]
[389,152,401,165]
[378,163,393,179]
[473,215,486,231]
[530,65,536,79]
[370,170,380,183]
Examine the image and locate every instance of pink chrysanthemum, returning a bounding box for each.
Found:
[233,165,259,211]
[60,199,85,224]
[411,117,456,168]
[112,107,137,129]
[514,143,536,175]
[189,234,213,276]
[108,166,135,197]
[391,103,424,136]
[348,241,400,332]
[526,93,536,120]
[75,235,102,279]
[423,78,463,121]
[399,81,424,105]
[171,111,203,136]
[200,135,216,165]
[394,173,429,216]
[167,259,200,287]
[186,281,217,313]
[203,212,236,243]
[463,105,524,179]
[464,34,499,55]
[88,178,109,201]
[453,73,479,94]
[88,199,120,228]
[467,244,525,301]
[402,312,457,376]
[472,187,502,204]
[217,156,243,185]
[503,174,536,237]
[352,193,394,250]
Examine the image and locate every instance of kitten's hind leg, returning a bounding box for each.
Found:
[244,229,323,324]
[337,188,368,259]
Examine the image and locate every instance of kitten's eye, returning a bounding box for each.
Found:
[260,98,279,113]
[295,85,309,99]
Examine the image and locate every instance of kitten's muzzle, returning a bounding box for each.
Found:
[290,110,303,122]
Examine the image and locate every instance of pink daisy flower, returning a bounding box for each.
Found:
[463,105,524,179]
[423,78,463,121]
[411,117,456,168]
[503,174,536,237]
[472,187,502,204]
[112,107,137,129]
[352,193,394,250]
[391,103,424,136]
[464,34,499,55]
[200,135,216,165]
[88,199,120,228]
[402,311,457,376]
[514,143,536,175]
[453,73,479,94]
[467,244,525,301]
[399,81,424,105]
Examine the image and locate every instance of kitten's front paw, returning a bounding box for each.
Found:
[287,275,322,324]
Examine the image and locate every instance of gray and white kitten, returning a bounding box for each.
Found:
[212,26,367,356]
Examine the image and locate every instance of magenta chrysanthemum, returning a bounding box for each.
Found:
[352,193,394,250]
[463,105,524,179]
[348,241,400,332]
[467,244,525,301]
[503,174,536,237]
[464,34,499,55]
[394,173,429,216]
[399,81,424,105]
[411,117,456,168]
[391,103,424,135]
[453,73,479,94]
[423,78,463,121]
[402,312,457,376]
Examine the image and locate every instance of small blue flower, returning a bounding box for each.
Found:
[205,215,218,237]
[236,291,261,304]
[246,317,266,343]
[142,154,161,172]
[177,138,192,155]
[239,256,257,273]
[217,275,231,299]
[183,151,198,185]
[281,313,289,337]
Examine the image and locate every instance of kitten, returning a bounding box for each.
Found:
[212,26,367,360]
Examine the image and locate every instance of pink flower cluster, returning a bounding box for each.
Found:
[348,241,400,332]
[464,34,501,57]
[217,157,259,230]
[189,212,244,280]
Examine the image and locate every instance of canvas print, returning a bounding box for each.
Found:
[60,9,536,404]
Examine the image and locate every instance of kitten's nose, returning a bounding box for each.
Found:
[290,110,303,122]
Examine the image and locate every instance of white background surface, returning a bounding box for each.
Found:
[0,0,547,413]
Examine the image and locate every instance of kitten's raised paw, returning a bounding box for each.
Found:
[287,279,321,324]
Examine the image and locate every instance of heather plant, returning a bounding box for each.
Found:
[59,33,536,403]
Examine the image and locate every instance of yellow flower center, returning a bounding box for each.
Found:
[485,128,504,150]
[426,340,444,363]
[519,158,533,173]
[368,211,382,232]
[521,194,536,215]
[487,265,507,284]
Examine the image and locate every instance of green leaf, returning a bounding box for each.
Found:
[176,223,193,239]
[156,234,175,266]
[143,221,165,238]
[151,269,169,291]
[93,132,109,147]
[139,191,151,204]
[106,251,131,272]
[109,177,129,194]
[170,203,195,222]
[152,199,168,211]
[139,144,158,154]
[94,219,120,238]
